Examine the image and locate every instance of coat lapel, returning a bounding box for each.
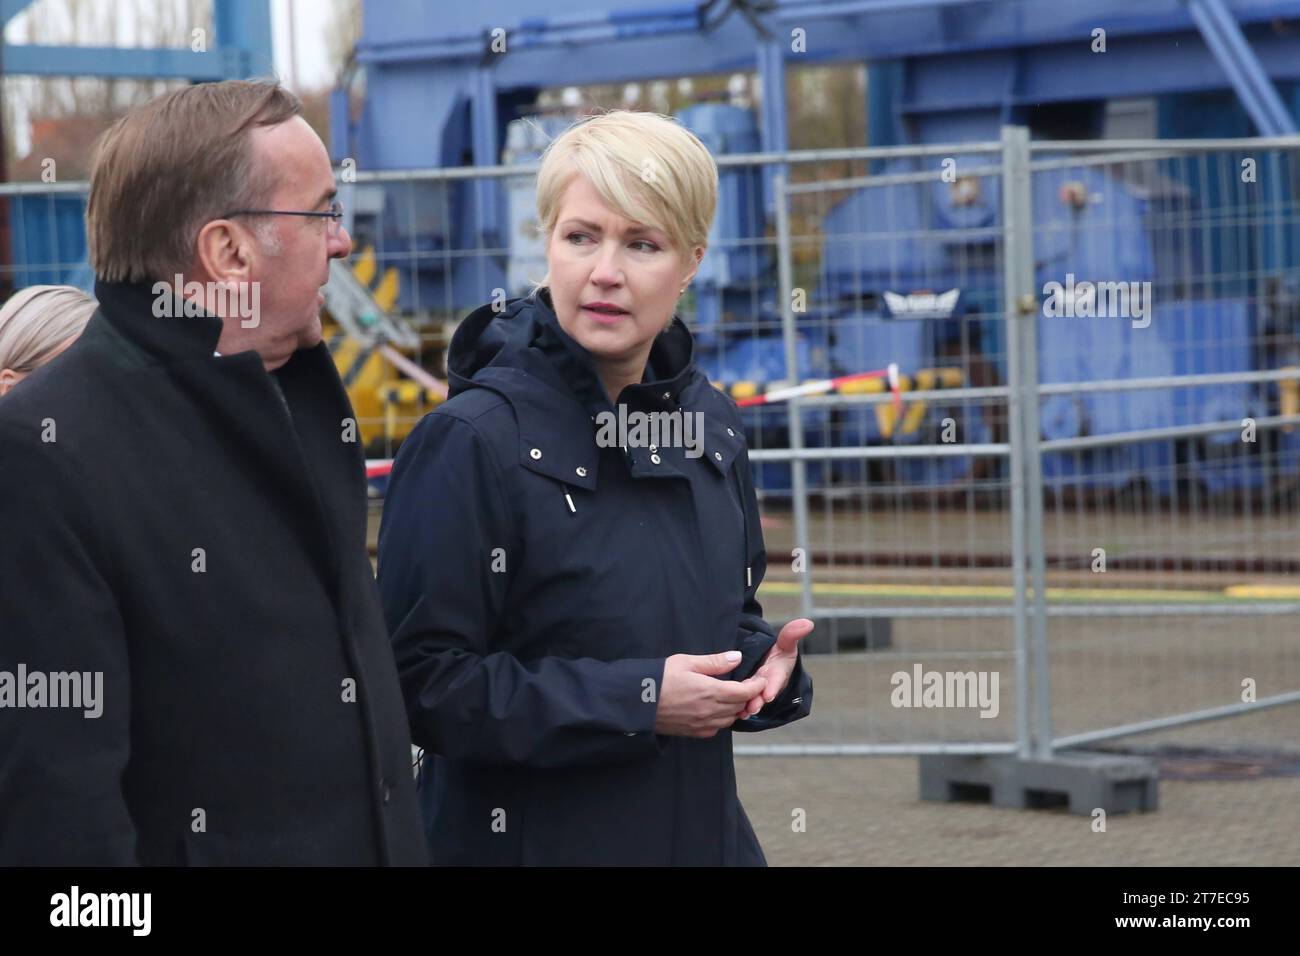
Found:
[166,349,341,593]
[276,343,368,583]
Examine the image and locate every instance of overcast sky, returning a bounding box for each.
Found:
[270,0,335,91]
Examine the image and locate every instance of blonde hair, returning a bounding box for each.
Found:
[532,109,718,294]
[0,285,97,374]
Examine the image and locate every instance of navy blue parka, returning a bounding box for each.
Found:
[378,289,812,865]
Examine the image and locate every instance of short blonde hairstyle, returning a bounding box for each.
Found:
[532,109,718,293]
[0,285,97,374]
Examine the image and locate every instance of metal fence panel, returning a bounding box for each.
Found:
[3,130,1297,761]
[746,141,1025,755]
[1025,137,1300,755]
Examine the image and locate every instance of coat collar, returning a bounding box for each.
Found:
[92,276,364,597]
[447,289,744,488]
[94,277,224,363]
[526,288,699,415]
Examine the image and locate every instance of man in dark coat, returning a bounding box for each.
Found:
[0,80,425,865]
[379,288,813,866]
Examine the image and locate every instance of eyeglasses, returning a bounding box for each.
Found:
[220,199,345,237]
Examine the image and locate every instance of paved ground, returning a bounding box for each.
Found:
[745,544,1300,866]
[369,503,1300,865]
[736,748,1300,866]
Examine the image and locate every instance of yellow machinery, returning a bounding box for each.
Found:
[321,246,445,452]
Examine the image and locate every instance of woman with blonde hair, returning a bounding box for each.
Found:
[379,109,814,866]
[0,285,97,396]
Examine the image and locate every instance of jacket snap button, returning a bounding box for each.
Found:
[381,779,391,804]
[530,448,542,460]
[662,391,671,400]
[727,427,735,437]
[648,444,657,452]
[650,454,662,465]
[575,466,587,477]
[714,451,723,461]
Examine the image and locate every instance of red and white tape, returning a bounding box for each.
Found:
[735,363,901,412]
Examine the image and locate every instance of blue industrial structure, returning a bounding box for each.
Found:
[1,0,273,79]
[325,0,1300,495]
[1,0,275,290]
[5,0,1300,494]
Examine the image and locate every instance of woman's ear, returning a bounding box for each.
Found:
[683,245,705,289]
[0,368,20,396]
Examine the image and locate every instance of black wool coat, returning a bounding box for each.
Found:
[0,279,425,865]
[378,290,812,866]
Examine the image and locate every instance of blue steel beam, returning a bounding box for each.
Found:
[355,0,1300,65]
[213,0,274,78]
[1,45,235,80]
[2,0,270,80]
[427,20,1300,101]
[756,37,790,218]
[892,32,1300,111]
[774,0,988,16]
[472,64,500,240]
[357,5,701,62]
[1186,0,1297,134]
[470,12,762,89]
[773,0,1300,61]
[756,39,789,155]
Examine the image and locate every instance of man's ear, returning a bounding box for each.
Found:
[194,218,256,283]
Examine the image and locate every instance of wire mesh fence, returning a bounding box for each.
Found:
[1022,137,1300,755]
[3,129,1298,763]
[747,131,1300,757]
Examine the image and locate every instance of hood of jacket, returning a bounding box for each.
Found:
[447,288,696,407]
[441,289,745,492]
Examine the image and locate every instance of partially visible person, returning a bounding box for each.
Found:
[0,285,97,396]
